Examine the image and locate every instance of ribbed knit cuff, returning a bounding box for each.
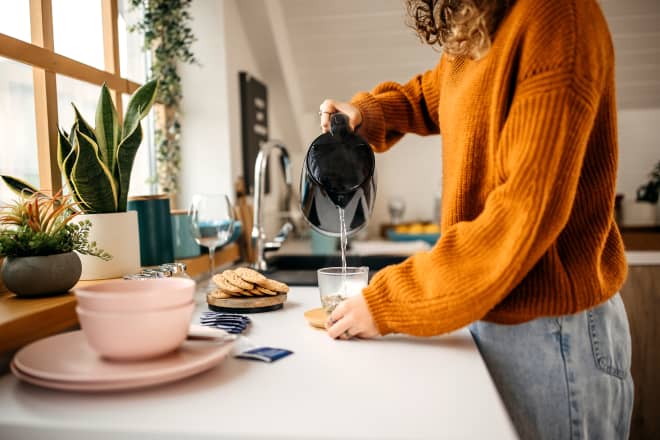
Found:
[350,91,388,152]
[361,269,395,336]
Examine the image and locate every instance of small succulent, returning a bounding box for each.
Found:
[636,161,660,204]
[0,191,111,260]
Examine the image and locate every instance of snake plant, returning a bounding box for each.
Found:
[2,80,158,212]
[57,80,159,213]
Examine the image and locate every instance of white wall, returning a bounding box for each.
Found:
[179,0,232,209]
[616,107,660,201]
[179,0,299,229]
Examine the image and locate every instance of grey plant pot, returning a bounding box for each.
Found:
[1,252,82,297]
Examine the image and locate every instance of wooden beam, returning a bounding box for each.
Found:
[101,0,124,123]
[0,33,141,95]
[30,0,60,193]
[32,70,60,193]
[29,0,53,49]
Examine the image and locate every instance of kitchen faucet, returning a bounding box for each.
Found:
[250,140,294,271]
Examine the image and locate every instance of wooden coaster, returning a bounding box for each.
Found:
[304,308,327,330]
[207,292,287,314]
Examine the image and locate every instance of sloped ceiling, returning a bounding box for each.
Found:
[276,0,660,113]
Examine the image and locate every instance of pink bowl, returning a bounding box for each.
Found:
[76,301,194,361]
[74,278,195,313]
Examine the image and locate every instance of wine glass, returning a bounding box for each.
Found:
[189,194,235,291]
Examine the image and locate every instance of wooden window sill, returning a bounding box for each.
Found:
[0,244,240,356]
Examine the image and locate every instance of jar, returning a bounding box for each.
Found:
[160,263,191,279]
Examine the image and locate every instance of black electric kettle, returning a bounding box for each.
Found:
[299,113,376,237]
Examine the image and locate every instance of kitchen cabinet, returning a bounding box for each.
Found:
[619,254,660,440]
[620,226,660,250]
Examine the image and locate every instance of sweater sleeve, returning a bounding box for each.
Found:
[350,60,442,152]
[361,79,601,336]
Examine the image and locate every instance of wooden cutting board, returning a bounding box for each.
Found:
[207,293,286,313]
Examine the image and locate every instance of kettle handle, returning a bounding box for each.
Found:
[330,113,351,138]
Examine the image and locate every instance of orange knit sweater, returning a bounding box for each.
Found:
[351,0,627,336]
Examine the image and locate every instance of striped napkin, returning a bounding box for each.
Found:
[199,311,251,334]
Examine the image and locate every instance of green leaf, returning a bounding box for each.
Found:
[68,121,77,145]
[0,175,39,197]
[57,128,81,204]
[122,79,158,140]
[114,124,143,212]
[95,84,120,172]
[57,128,74,171]
[72,104,97,143]
[70,130,118,213]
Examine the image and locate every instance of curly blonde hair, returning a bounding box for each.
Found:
[406,0,512,59]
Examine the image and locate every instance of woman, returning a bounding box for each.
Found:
[320,0,633,438]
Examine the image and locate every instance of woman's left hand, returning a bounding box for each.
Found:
[326,294,380,340]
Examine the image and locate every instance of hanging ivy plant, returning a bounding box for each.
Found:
[129,0,198,197]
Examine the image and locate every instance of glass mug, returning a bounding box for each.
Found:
[317,266,369,314]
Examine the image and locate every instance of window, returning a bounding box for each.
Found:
[0,58,39,203]
[0,0,154,203]
[56,75,102,132]
[118,0,147,84]
[122,94,157,197]
[52,0,105,70]
[0,3,30,43]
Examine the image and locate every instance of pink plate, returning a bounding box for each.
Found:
[13,331,234,386]
[10,354,226,392]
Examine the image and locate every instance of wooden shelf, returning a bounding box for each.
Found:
[0,244,239,358]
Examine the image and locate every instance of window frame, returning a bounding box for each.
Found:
[0,0,143,193]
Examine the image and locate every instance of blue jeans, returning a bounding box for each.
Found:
[470,294,633,439]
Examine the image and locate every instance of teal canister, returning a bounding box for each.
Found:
[170,209,201,259]
[127,195,174,267]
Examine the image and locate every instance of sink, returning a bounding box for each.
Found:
[261,254,408,286]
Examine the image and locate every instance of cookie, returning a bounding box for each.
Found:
[234,267,267,284]
[229,290,251,297]
[210,289,232,299]
[222,269,254,290]
[255,285,277,296]
[259,278,289,294]
[236,288,255,297]
[212,274,242,293]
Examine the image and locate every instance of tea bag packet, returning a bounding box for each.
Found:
[235,347,293,363]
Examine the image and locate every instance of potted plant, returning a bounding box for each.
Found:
[625,161,660,226]
[0,191,110,297]
[2,80,158,279]
[636,161,660,204]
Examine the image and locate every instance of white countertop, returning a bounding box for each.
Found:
[0,286,516,440]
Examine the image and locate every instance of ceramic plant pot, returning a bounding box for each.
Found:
[1,252,82,297]
[74,211,141,280]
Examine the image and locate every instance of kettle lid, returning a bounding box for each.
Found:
[306,113,375,196]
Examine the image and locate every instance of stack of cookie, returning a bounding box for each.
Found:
[210,267,289,299]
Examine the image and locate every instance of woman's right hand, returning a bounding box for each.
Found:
[319,99,362,133]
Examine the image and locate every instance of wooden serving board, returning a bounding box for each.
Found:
[207,293,287,313]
